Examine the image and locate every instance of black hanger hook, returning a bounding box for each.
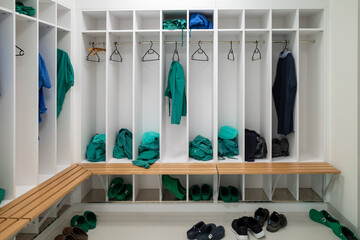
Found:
[227,41,235,61]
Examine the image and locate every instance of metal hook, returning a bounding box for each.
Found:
[191,41,209,61]
[227,41,235,61]
[172,41,180,62]
[281,40,289,54]
[141,41,160,62]
[252,40,261,61]
[16,45,25,57]
[109,42,123,63]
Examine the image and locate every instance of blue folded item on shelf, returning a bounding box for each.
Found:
[189,13,213,29]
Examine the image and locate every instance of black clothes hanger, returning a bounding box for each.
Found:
[227,41,235,61]
[191,41,209,61]
[109,42,123,62]
[252,40,261,61]
[87,42,101,62]
[281,40,289,55]
[141,41,160,62]
[172,41,180,62]
[16,45,24,56]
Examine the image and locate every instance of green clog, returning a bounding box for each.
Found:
[309,209,340,228]
[0,188,5,205]
[108,177,124,199]
[219,186,231,202]
[201,184,212,201]
[190,185,201,201]
[70,215,89,232]
[116,184,132,201]
[162,175,186,200]
[228,186,239,202]
[83,211,97,230]
[332,225,358,240]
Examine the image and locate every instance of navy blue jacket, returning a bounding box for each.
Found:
[272,51,297,135]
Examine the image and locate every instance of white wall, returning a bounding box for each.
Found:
[74,0,360,229]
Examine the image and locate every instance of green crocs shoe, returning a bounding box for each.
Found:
[0,188,5,205]
[309,209,340,228]
[116,184,132,201]
[332,225,358,240]
[71,215,89,232]
[201,184,212,201]
[108,177,124,199]
[83,211,97,230]
[219,186,231,202]
[162,175,186,200]
[190,185,201,201]
[228,186,239,202]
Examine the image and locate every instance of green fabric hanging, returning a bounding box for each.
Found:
[57,49,74,117]
[113,128,133,159]
[163,18,187,46]
[132,131,159,169]
[189,135,213,161]
[165,61,187,125]
[218,126,239,159]
[86,134,106,162]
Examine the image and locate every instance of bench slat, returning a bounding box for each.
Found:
[0,219,29,240]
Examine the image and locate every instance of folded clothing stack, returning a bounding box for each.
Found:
[108,177,132,201]
[163,18,187,29]
[86,134,106,162]
[272,138,289,157]
[162,175,186,200]
[189,135,213,161]
[189,13,213,29]
[218,126,239,159]
[245,129,267,162]
[132,131,159,169]
[16,2,35,16]
[113,128,133,159]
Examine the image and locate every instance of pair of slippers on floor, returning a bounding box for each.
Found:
[71,211,97,232]
[54,227,88,240]
[108,177,132,201]
[310,209,358,240]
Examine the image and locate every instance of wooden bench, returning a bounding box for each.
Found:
[0,219,29,240]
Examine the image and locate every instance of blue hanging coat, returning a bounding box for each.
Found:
[39,54,52,122]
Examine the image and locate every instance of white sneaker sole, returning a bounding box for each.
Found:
[251,230,265,239]
[231,227,248,240]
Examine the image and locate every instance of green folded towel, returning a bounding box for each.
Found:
[189,135,213,161]
[132,131,159,169]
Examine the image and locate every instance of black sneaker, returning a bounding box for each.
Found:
[244,217,265,239]
[254,208,270,227]
[197,224,225,240]
[187,221,206,239]
[231,217,248,240]
[266,212,287,232]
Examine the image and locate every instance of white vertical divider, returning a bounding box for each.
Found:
[105,11,110,163]
[186,10,190,163]
[241,11,246,201]
[132,10,137,202]
[186,174,189,202]
[213,10,218,162]
[159,10,163,203]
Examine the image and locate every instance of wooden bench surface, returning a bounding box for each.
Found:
[80,163,218,175]
[0,219,29,240]
[217,162,341,175]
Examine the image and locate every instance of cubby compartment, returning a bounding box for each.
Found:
[218,10,243,30]
[244,175,271,201]
[245,10,270,29]
[189,10,214,29]
[0,0,13,11]
[218,175,243,202]
[188,175,215,202]
[0,10,15,204]
[16,0,37,18]
[39,0,56,25]
[244,31,271,162]
[107,32,134,163]
[134,32,161,160]
[15,15,38,197]
[162,175,187,202]
[82,175,107,203]
[81,32,106,162]
[38,22,56,184]
[271,30,298,162]
[161,31,188,163]
[271,174,298,202]
[82,11,106,31]
[135,10,160,30]
[189,31,215,162]
[272,9,297,29]
[108,175,133,202]
[109,11,133,31]
[57,4,71,30]
[299,31,324,162]
[162,10,187,30]
[299,9,324,29]
[299,174,323,202]
[218,31,243,162]
[135,175,160,202]
[57,29,72,171]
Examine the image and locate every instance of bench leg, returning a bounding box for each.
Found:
[270,174,282,200]
[322,174,338,197]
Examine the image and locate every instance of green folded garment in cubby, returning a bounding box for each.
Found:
[132,131,159,169]
[218,126,239,159]
[162,175,186,200]
[113,128,133,159]
[163,18,186,46]
[189,135,213,161]
[16,2,36,16]
[86,134,106,162]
